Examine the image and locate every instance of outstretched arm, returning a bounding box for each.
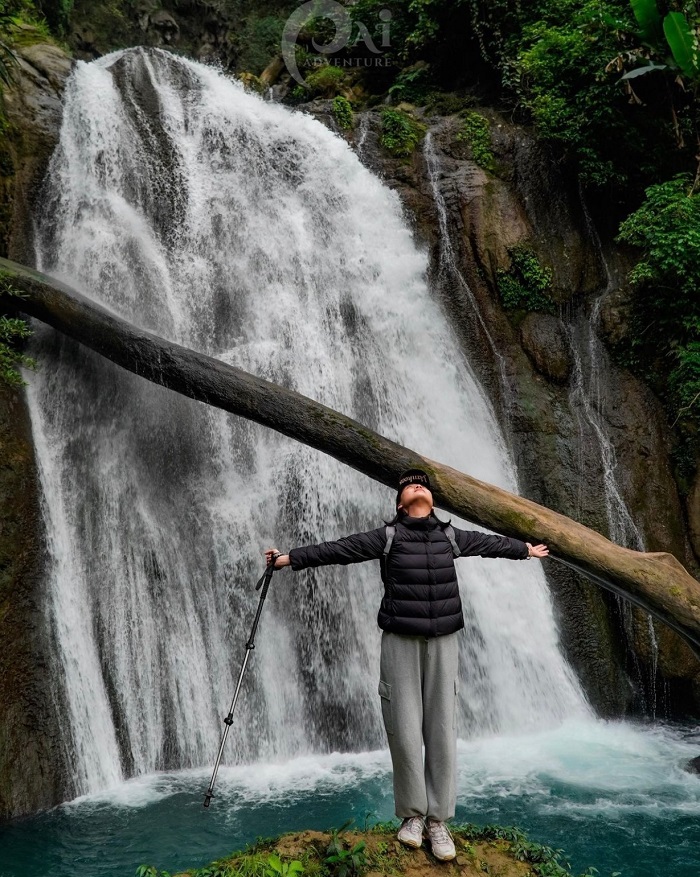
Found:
[265,526,388,571]
[453,527,548,560]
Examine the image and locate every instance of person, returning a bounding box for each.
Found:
[265,468,549,862]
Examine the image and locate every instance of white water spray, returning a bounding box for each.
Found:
[28,47,591,799]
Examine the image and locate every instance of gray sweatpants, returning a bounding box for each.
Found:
[378,630,459,821]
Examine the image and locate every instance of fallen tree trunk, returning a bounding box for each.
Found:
[2,256,700,657]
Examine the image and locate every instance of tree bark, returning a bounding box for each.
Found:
[3,256,700,657]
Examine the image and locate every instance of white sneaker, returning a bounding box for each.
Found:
[424,819,456,861]
[397,815,425,848]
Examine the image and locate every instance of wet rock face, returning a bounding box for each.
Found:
[0,382,65,820]
[0,39,72,819]
[0,40,73,262]
[519,313,572,384]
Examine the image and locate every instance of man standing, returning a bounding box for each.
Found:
[265,468,548,861]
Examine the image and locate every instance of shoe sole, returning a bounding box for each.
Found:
[431,850,456,862]
[397,836,423,849]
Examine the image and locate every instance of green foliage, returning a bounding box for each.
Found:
[508,1,644,189]
[0,18,18,86]
[235,14,286,76]
[455,111,495,172]
[134,867,170,877]
[630,0,664,46]
[36,0,73,34]
[614,172,700,455]
[387,63,434,104]
[0,0,72,37]
[304,64,346,97]
[496,245,556,314]
[662,10,700,79]
[323,823,366,877]
[331,95,353,130]
[0,278,35,387]
[379,107,426,156]
[264,853,304,877]
[452,824,597,877]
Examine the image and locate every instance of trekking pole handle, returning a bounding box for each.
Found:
[247,554,278,649]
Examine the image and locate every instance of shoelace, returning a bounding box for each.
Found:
[428,821,452,844]
[404,816,424,833]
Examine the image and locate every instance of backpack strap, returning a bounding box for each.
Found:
[445,524,461,557]
[384,525,396,557]
[381,525,395,582]
[382,522,459,572]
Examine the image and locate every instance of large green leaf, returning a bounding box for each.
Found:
[663,10,700,79]
[630,0,664,46]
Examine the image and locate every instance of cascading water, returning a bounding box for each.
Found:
[27,46,590,802]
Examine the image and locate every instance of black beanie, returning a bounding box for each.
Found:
[396,469,431,508]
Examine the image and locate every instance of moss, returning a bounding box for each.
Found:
[6,21,57,47]
[305,64,347,98]
[454,111,496,173]
[379,108,426,158]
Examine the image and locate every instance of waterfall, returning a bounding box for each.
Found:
[27,47,591,800]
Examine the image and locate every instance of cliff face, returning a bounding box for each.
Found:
[0,35,72,819]
[1,29,699,818]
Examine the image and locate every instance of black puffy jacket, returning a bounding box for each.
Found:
[288,512,530,637]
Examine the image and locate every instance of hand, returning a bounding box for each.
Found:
[526,542,549,559]
[264,548,291,569]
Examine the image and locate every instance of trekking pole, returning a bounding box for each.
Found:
[203,552,280,808]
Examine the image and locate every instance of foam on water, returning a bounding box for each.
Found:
[57,718,700,815]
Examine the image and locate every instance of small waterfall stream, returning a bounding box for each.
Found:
[422,131,514,441]
[28,47,590,801]
[566,184,662,715]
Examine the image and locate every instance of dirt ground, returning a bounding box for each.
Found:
[273,828,535,877]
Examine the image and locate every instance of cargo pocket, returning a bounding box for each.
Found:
[378,679,393,736]
[453,678,459,730]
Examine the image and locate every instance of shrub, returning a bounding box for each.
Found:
[455,111,495,172]
[379,107,426,156]
[305,64,347,97]
[614,172,700,459]
[332,95,353,130]
[496,245,556,314]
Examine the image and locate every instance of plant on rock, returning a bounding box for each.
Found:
[332,95,354,130]
[496,245,556,315]
[0,278,35,387]
[455,111,496,172]
[614,171,700,480]
[379,107,426,156]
